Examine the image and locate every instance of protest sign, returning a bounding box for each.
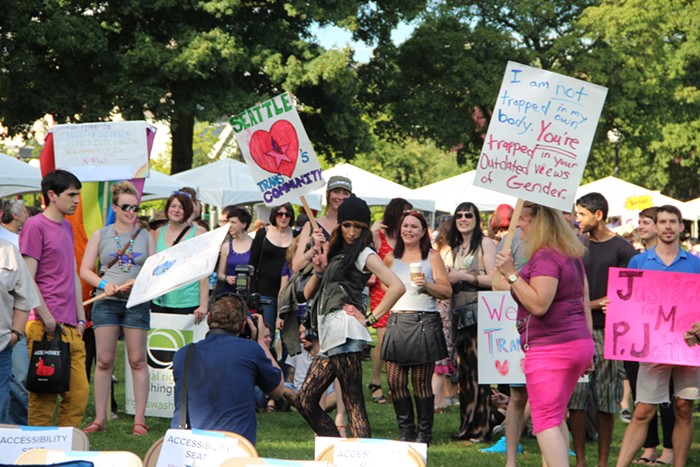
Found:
[52,121,151,182]
[474,61,607,211]
[156,429,251,467]
[477,291,525,384]
[126,225,228,308]
[605,267,700,366]
[0,426,73,464]
[125,313,208,418]
[231,92,325,206]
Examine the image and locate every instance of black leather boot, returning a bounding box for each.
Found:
[415,395,435,445]
[392,398,416,442]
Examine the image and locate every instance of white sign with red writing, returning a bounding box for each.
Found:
[474,61,607,211]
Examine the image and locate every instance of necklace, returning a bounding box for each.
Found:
[114,229,135,272]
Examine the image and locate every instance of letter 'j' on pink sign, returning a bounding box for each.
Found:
[604,267,700,367]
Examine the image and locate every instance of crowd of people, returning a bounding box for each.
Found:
[2,168,700,467]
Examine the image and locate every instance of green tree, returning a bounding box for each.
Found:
[572,0,700,199]
[0,0,426,173]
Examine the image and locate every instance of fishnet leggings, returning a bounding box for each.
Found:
[386,361,435,400]
[295,352,371,438]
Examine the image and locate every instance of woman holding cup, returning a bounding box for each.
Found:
[381,210,452,444]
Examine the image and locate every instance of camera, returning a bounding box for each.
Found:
[234,264,255,290]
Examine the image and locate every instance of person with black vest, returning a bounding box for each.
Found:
[296,195,405,438]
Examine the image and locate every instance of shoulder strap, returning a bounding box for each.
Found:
[104,228,143,271]
[178,343,196,429]
[173,225,191,246]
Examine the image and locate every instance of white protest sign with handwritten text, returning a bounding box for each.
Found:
[477,291,525,384]
[475,62,607,211]
[126,225,228,308]
[52,121,151,182]
[231,92,325,206]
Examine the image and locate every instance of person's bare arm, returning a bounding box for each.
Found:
[22,256,57,333]
[292,222,313,271]
[365,254,406,321]
[417,250,452,300]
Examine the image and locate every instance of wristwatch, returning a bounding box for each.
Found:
[10,329,24,342]
[507,273,519,284]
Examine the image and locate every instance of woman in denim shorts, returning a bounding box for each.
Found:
[79,181,154,435]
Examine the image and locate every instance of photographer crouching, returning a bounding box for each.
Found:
[170,293,284,445]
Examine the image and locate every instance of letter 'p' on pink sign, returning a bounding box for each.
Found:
[604,267,700,366]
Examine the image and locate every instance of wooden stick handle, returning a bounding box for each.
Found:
[299,195,319,231]
[82,280,134,306]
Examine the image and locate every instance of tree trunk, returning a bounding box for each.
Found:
[170,111,195,174]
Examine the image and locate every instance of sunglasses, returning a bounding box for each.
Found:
[341,221,365,229]
[455,212,475,220]
[275,211,292,218]
[172,190,192,198]
[116,204,140,213]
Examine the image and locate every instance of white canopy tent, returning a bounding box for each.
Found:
[294,163,436,212]
[0,153,41,198]
[684,197,700,220]
[170,159,262,208]
[413,171,518,214]
[141,169,188,201]
[576,177,692,220]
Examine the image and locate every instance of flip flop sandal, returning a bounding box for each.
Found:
[368,383,387,404]
[83,421,104,433]
[633,458,657,465]
[132,422,149,436]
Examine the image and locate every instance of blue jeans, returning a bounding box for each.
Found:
[0,345,12,423]
[260,296,277,344]
[8,338,29,424]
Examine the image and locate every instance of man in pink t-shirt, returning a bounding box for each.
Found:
[19,169,89,427]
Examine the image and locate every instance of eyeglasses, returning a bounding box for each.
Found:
[455,212,475,220]
[341,221,365,229]
[276,211,292,218]
[116,204,140,213]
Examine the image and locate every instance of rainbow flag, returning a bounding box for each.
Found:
[39,128,157,304]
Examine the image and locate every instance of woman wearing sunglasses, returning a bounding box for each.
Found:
[382,210,451,445]
[250,203,295,336]
[80,181,154,435]
[447,202,498,442]
[297,195,405,438]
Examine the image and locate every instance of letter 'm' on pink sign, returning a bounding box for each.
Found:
[604,267,700,367]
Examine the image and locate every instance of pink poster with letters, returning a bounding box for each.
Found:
[604,267,700,366]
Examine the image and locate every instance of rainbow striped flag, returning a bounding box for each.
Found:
[39,128,157,304]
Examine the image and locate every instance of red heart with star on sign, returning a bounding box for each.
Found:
[249,120,299,178]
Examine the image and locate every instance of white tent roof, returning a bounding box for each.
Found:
[413,171,518,213]
[294,163,435,212]
[684,197,700,220]
[141,169,188,201]
[576,177,692,220]
[0,153,41,198]
[170,159,262,208]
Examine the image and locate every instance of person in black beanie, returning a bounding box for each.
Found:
[295,195,406,438]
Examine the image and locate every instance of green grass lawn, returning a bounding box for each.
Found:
[83,341,700,466]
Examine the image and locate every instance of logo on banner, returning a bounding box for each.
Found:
[249,120,299,177]
[147,329,193,369]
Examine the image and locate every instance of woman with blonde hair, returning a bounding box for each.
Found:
[495,202,594,466]
[80,181,154,434]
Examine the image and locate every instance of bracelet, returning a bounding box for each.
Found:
[78,320,87,326]
[364,318,372,327]
[98,279,107,290]
[368,314,378,325]
[315,271,324,279]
